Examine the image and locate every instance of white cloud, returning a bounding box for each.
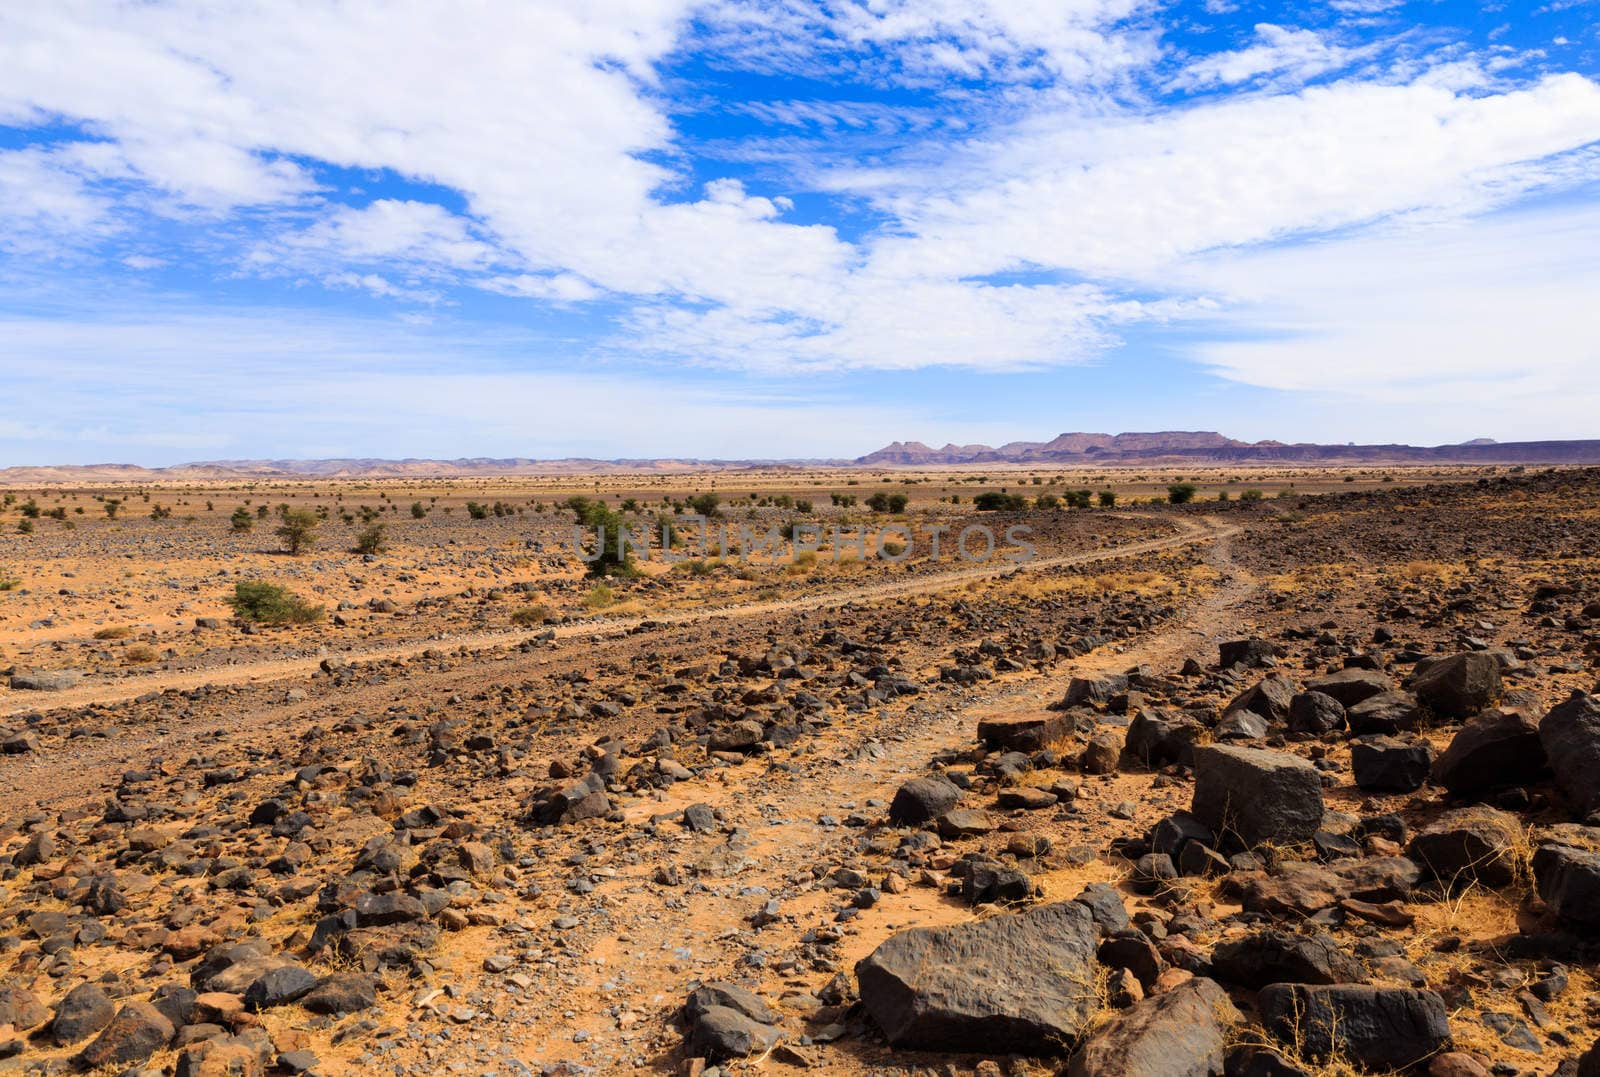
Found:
[1171,24,1375,90]
[0,0,1598,441]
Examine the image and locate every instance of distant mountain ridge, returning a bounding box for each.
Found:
[5,432,1600,484]
[855,431,1600,466]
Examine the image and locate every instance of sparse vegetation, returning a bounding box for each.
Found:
[1167,482,1197,504]
[225,580,324,625]
[353,523,387,555]
[275,509,319,555]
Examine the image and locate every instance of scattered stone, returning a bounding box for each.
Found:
[856,900,1099,1054]
[1065,977,1239,1077]
[1190,745,1324,847]
[1257,985,1450,1070]
[889,776,960,825]
[1540,692,1600,820]
[77,1001,175,1069]
[1413,652,1502,719]
[1351,736,1434,793]
[1407,805,1523,889]
[1433,705,1547,795]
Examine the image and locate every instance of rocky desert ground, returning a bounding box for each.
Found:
[2,466,1598,1077]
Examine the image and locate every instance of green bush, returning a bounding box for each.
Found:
[275,509,319,554]
[686,492,721,518]
[974,491,1028,511]
[567,496,637,578]
[411,501,427,519]
[226,580,324,625]
[353,523,387,555]
[230,506,254,532]
[1240,488,1264,502]
[866,491,909,513]
[1167,483,1197,505]
[465,501,488,519]
[1098,490,1116,508]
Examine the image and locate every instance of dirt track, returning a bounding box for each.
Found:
[0,514,1228,720]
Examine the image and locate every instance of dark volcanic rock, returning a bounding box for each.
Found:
[0,985,49,1032]
[1346,692,1421,735]
[1257,985,1450,1070]
[1287,691,1345,735]
[1066,977,1239,1077]
[1433,704,1546,795]
[1220,639,1278,669]
[1209,930,1365,989]
[1532,842,1600,931]
[977,713,1070,752]
[1125,709,1205,768]
[856,900,1099,1054]
[528,772,610,825]
[243,964,318,1011]
[889,776,960,825]
[682,983,782,1061]
[1540,692,1600,820]
[1351,736,1433,793]
[300,973,378,1015]
[1191,745,1324,848]
[51,983,115,1045]
[1413,652,1501,719]
[76,1001,175,1069]
[1407,806,1523,889]
[1225,673,1297,725]
[1304,668,1391,708]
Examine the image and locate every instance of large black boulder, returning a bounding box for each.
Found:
[1066,977,1239,1077]
[1540,692,1600,820]
[1190,745,1324,848]
[856,900,1099,1054]
[1257,985,1450,1070]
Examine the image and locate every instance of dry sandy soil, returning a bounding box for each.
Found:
[1,467,1598,1077]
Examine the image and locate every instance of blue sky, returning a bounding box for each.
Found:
[2,0,1599,465]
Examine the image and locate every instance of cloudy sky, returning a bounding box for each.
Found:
[3,0,1599,465]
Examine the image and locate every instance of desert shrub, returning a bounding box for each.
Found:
[880,540,906,558]
[466,501,488,519]
[275,509,319,555]
[1167,483,1197,504]
[830,492,857,507]
[93,626,133,640]
[584,582,615,609]
[567,497,637,578]
[256,504,270,519]
[866,491,909,513]
[0,573,19,591]
[104,499,122,518]
[686,492,721,518]
[353,524,387,555]
[230,506,253,532]
[149,503,171,520]
[411,501,427,519]
[17,519,34,534]
[510,604,552,626]
[226,580,324,625]
[794,499,813,514]
[1240,488,1264,502]
[679,558,716,577]
[974,491,1028,511]
[125,644,158,664]
[1215,489,1230,502]
[19,499,40,519]
[1034,494,1059,509]
[1064,489,1094,509]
